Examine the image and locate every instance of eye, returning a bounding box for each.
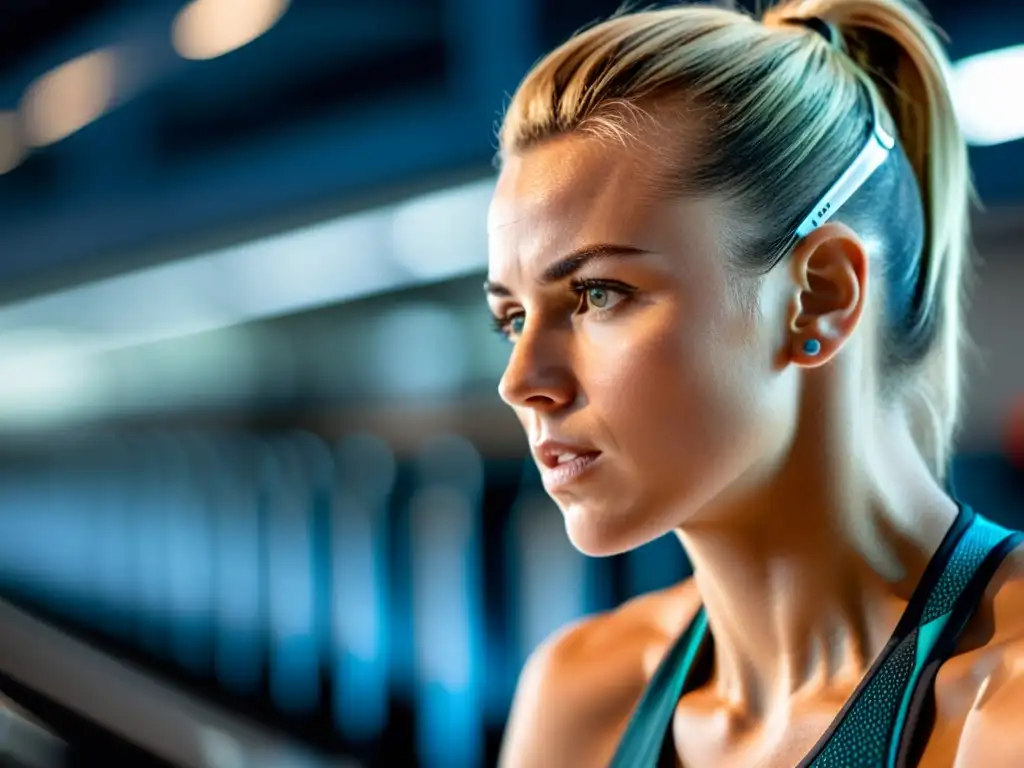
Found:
[585,285,613,309]
[491,312,525,342]
[489,279,635,343]
[572,279,634,314]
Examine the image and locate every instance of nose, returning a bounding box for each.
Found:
[497,329,577,412]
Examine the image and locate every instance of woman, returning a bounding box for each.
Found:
[485,0,1024,766]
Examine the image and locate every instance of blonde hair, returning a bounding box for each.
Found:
[498,0,971,480]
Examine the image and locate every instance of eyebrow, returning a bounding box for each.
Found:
[483,244,652,297]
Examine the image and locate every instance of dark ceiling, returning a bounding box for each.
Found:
[0,0,1019,299]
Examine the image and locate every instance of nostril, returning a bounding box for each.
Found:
[525,393,560,408]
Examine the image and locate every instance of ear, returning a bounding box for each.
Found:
[786,222,869,367]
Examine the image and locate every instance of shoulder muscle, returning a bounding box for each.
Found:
[499,581,699,768]
[928,546,1024,766]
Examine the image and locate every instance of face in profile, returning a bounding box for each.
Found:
[486,132,801,556]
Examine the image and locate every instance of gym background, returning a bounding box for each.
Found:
[0,1,1019,766]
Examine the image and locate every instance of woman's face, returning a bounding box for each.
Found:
[486,133,801,556]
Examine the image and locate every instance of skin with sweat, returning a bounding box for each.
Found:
[486,131,1024,767]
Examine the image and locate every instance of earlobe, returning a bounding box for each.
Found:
[791,332,836,367]
[790,330,837,367]
[786,222,869,368]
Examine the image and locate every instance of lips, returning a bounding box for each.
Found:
[534,440,600,469]
[533,440,602,490]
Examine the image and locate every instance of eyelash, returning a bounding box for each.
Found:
[490,278,635,341]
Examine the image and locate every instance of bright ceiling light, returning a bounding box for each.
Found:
[172,0,290,61]
[391,183,491,280]
[0,329,106,428]
[0,111,26,174]
[21,49,117,147]
[952,45,1024,147]
[0,176,495,430]
[0,178,495,355]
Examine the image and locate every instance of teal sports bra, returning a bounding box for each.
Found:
[609,505,1023,768]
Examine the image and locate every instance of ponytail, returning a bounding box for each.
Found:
[770,0,973,478]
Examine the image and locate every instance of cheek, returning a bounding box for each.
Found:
[590,303,775,474]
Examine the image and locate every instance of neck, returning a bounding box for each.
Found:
[676,409,958,717]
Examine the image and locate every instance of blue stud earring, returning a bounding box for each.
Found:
[803,338,822,356]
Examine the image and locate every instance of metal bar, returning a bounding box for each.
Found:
[0,599,352,768]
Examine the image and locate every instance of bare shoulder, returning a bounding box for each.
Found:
[498,579,701,768]
[925,543,1024,766]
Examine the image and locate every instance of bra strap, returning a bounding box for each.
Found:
[608,607,708,768]
[804,510,1021,767]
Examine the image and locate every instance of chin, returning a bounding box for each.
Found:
[558,495,668,558]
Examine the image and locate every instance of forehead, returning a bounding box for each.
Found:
[488,134,665,256]
[486,132,730,290]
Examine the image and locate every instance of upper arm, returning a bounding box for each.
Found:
[949,648,1024,767]
[499,584,698,768]
[936,547,1024,767]
[498,635,562,768]
[499,621,624,768]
